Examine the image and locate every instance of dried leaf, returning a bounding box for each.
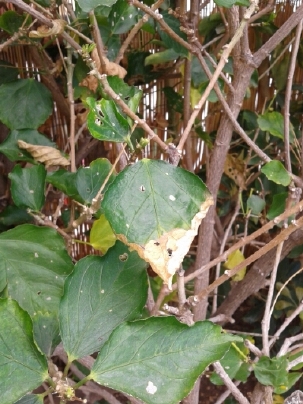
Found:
[224,154,246,189]
[18,140,70,169]
[29,19,66,38]
[118,196,213,288]
[92,49,127,78]
[80,49,127,91]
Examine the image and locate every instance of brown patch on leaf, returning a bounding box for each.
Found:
[118,195,214,288]
[29,20,66,38]
[224,154,247,189]
[18,140,70,169]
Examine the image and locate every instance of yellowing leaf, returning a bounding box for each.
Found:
[18,140,70,168]
[273,394,284,404]
[29,19,66,38]
[119,197,213,289]
[90,215,116,254]
[224,249,246,282]
[190,87,201,109]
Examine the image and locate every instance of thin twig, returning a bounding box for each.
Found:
[287,354,303,371]
[212,190,242,314]
[284,19,303,173]
[270,266,303,320]
[213,362,250,404]
[187,216,303,305]
[115,0,165,64]
[177,0,259,153]
[244,339,262,357]
[213,381,241,404]
[177,266,187,313]
[172,199,303,291]
[261,242,284,356]
[277,333,303,357]
[151,284,170,315]
[270,302,303,350]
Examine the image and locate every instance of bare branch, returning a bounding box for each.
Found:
[213,361,250,404]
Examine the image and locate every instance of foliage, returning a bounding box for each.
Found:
[0,0,303,403]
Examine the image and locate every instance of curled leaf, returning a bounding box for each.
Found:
[18,140,70,168]
[80,49,127,91]
[29,19,66,38]
[119,197,213,288]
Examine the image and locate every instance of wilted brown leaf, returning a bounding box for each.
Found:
[29,20,67,38]
[18,140,70,169]
[224,154,247,189]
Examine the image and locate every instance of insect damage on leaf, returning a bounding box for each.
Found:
[118,195,213,289]
[18,140,70,168]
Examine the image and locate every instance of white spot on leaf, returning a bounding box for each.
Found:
[146,381,157,395]
[34,252,39,258]
[169,195,175,201]
[101,289,104,293]
[46,297,51,301]
[30,190,34,194]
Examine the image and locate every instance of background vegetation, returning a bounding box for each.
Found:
[0,0,303,403]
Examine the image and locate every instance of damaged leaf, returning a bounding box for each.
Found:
[18,140,70,169]
[102,159,213,287]
[80,49,126,91]
[224,154,246,189]
[29,19,66,38]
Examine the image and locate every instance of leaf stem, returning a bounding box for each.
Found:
[72,375,91,390]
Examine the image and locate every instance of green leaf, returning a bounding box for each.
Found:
[102,159,212,245]
[0,11,26,34]
[198,13,222,37]
[191,56,214,87]
[104,76,142,125]
[261,161,291,186]
[59,241,148,360]
[0,79,53,130]
[145,49,180,65]
[214,0,237,7]
[0,224,73,316]
[32,312,61,357]
[108,0,138,34]
[254,356,288,392]
[9,165,46,211]
[210,341,250,385]
[266,192,288,221]
[274,372,302,395]
[46,169,81,202]
[0,129,56,163]
[76,158,116,204]
[163,87,183,114]
[90,214,116,254]
[0,60,19,84]
[76,0,117,12]
[0,205,32,227]
[0,299,48,404]
[257,111,294,142]
[90,317,241,404]
[14,395,44,404]
[247,195,266,216]
[157,11,188,57]
[236,0,250,5]
[87,98,131,146]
